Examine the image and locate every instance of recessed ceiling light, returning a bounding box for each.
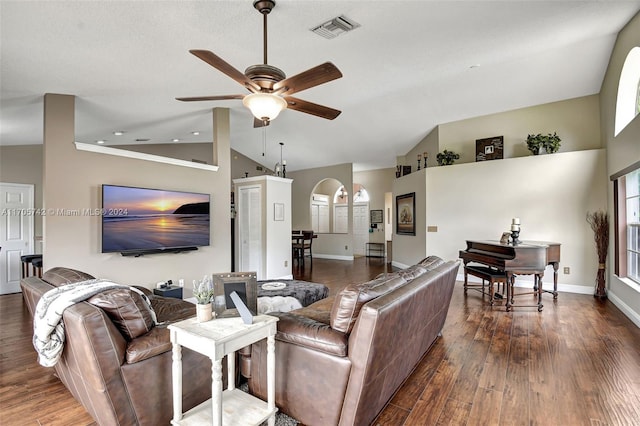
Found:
[470,64,481,69]
[172,138,180,142]
[96,140,106,144]
[113,131,125,136]
[192,131,200,136]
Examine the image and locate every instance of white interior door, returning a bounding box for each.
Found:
[238,185,262,278]
[0,183,34,294]
[334,204,348,233]
[353,203,369,256]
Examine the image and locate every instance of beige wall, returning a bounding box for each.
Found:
[405,126,439,169]
[0,145,44,242]
[392,169,427,267]
[117,142,213,164]
[423,149,607,290]
[230,149,274,183]
[119,143,271,191]
[599,11,640,326]
[408,95,600,166]
[353,168,395,244]
[42,95,231,290]
[288,163,353,259]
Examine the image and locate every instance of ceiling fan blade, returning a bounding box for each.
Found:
[273,62,342,96]
[284,96,341,120]
[253,117,270,128]
[175,95,244,102]
[189,50,260,93]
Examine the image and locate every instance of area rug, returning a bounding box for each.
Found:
[238,382,299,425]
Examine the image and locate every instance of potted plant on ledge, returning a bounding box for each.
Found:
[193,276,215,322]
[526,132,561,155]
[436,149,460,166]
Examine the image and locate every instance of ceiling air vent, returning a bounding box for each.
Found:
[311,15,360,39]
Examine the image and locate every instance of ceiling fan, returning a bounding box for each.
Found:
[176,0,343,128]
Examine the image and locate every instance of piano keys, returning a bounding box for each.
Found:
[459,240,561,311]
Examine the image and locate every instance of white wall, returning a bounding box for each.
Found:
[264,177,293,279]
[422,149,607,290]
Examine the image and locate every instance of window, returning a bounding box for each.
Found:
[613,165,640,285]
[615,47,640,136]
[626,169,640,283]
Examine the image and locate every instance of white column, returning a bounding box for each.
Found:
[171,332,182,424]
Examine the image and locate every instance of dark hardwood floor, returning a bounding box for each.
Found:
[2,257,640,425]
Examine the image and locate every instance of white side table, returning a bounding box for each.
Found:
[169,315,279,426]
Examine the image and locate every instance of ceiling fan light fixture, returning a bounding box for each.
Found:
[243,92,287,121]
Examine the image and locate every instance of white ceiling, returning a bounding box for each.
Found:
[2,1,639,172]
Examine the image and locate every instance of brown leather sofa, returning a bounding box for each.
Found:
[20,267,213,426]
[241,256,460,426]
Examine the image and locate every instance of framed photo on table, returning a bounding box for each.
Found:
[396,192,416,236]
[212,272,258,317]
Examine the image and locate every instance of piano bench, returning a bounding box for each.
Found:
[464,265,508,305]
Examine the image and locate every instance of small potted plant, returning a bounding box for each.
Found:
[526,132,561,155]
[193,276,214,322]
[436,149,460,166]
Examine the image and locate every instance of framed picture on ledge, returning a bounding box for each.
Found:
[396,192,416,236]
[212,272,258,318]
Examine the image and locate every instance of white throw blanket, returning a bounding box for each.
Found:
[33,279,155,367]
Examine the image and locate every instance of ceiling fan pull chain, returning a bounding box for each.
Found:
[262,126,267,156]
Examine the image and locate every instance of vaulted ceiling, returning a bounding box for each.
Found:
[2,1,639,171]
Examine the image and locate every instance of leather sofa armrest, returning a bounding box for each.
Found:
[274,312,348,357]
[125,326,171,364]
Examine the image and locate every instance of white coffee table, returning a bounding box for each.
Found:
[168,315,279,426]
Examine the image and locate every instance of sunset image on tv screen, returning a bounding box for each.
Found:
[102,185,210,253]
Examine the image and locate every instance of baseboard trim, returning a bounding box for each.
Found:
[457,273,595,295]
[314,254,354,261]
[608,291,640,329]
[391,261,411,269]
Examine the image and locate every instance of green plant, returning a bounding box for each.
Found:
[193,276,214,304]
[436,149,460,166]
[526,132,561,155]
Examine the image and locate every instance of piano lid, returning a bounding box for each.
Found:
[461,240,550,272]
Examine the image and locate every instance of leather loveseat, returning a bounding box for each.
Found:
[241,256,460,426]
[20,267,213,426]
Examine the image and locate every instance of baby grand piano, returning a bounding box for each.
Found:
[459,240,561,311]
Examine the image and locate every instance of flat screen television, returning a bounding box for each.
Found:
[101,184,210,255]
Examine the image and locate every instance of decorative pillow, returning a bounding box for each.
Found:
[89,289,155,340]
[330,275,407,334]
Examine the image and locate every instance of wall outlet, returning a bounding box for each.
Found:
[284,260,288,267]
[563,267,570,274]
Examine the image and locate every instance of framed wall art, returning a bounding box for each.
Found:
[396,192,416,236]
[212,272,258,318]
[475,135,504,161]
[370,209,383,224]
